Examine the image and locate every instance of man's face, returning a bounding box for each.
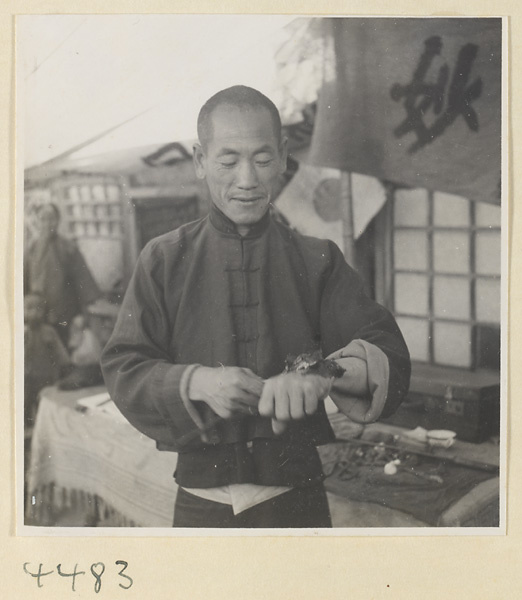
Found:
[24,296,45,324]
[194,104,287,234]
[38,205,60,240]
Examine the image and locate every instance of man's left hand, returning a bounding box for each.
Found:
[258,373,333,434]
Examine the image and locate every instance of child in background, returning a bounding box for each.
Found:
[68,314,102,366]
[24,293,71,428]
[56,312,104,390]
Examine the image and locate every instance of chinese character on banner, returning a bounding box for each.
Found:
[309,18,501,204]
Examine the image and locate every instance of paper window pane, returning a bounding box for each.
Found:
[68,186,80,202]
[106,184,120,202]
[96,205,109,218]
[92,184,106,202]
[394,188,429,226]
[433,231,470,274]
[433,322,472,368]
[80,185,91,202]
[475,231,501,276]
[433,276,470,320]
[84,204,94,219]
[112,223,123,236]
[394,230,428,270]
[433,192,470,227]
[396,317,429,362]
[475,202,501,227]
[476,278,501,323]
[111,205,121,218]
[394,273,428,316]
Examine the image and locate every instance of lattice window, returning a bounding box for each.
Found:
[389,188,501,370]
[60,180,124,239]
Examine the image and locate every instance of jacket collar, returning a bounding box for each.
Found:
[209,202,271,238]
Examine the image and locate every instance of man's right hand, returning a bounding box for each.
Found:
[188,366,264,419]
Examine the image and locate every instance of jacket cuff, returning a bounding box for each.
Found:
[327,339,390,423]
[156,362,207,444]
[179,364,213,443]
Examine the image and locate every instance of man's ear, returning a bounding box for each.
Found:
[278,136,289,175]
[193,143,206,179]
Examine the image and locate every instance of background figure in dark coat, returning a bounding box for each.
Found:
[24,293,71,428]
[24,203,101,344]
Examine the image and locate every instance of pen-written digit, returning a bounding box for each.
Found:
[57,563,86,592]
[116,560,133,589]
[90,562,105,593]
[23,563,54,588]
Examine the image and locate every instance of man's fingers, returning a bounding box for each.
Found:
[235,369,265,397]
[275,387,292,422]
[258,383,275,417]
[212,404,234,420]
[304,386,320,416]
[227,369,263,406]
[234,399,259,415]
[232,389,260,407]
[243,372,330,424]
[243,374,265,397]
[271,418,287,435]
[290,390,306,420]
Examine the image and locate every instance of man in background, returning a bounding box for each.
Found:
[24,203,101,344]
[101,85,410,528]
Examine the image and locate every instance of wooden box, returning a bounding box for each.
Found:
[382,364,500,443]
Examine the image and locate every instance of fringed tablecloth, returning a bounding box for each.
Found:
[26,388,500,528]
[26,386,178,527]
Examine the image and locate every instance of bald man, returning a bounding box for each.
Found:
[101,86,411,528]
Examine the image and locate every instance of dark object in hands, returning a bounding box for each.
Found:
[284,350,345,379]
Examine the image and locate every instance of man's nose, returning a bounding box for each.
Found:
[236,160,258,189]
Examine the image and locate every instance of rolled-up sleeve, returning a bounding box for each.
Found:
[100,242,205,451]
[327,339,390,423]
[319,241,411,420]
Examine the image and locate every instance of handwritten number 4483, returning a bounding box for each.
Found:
[23,560,133,592]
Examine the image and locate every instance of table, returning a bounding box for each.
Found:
[26,386,178,527]
[26,387,500,528]
[324,415,500,527]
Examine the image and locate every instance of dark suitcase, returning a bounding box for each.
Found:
[382,364,500,443]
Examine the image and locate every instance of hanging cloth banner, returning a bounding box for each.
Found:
[308,18,502,205]
[275,163,387,249]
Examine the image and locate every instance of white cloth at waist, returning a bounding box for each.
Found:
[182,483,292,515]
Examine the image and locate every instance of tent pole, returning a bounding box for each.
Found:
[340,171,356,266]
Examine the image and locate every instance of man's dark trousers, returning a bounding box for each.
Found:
[173,483,332,528]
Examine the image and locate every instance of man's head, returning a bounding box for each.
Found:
[197,86,283,148]
[24,293,47,325]
[193,86,287,235]
[36,203,61,240]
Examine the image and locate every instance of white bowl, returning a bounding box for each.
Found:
[427,430,457,449]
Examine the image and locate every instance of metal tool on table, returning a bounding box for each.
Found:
[333,436,499,475]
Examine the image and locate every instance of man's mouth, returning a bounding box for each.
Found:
[232,196,263,204]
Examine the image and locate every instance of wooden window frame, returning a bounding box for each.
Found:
[375,185,501,370]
